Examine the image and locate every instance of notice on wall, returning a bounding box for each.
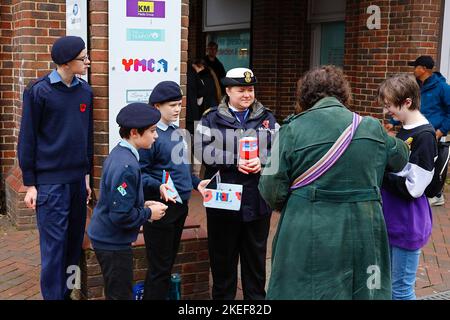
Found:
[108,0,181,149]
[66,0,88,81]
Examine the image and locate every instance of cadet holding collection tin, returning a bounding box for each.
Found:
[195,68,278,300]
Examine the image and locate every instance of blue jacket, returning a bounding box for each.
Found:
[418,72,450,135]
[195,99,278,221]
[88,144,151,250]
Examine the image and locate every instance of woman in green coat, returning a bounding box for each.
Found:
[258,66,409,300]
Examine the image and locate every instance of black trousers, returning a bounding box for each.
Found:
[143,201,189,300]
[206,211,271,300]
[95,248,133,300]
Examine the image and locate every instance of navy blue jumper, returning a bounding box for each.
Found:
[17,70,93,300]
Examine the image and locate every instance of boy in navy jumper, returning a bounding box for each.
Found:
[18,36,93,300]
[88,103,168,300]
[379,74,437,299]
[139,81,210,299]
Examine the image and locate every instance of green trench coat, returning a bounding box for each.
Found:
[258,97,409,300]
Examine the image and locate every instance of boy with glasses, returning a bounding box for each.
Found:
[18,36,93,300]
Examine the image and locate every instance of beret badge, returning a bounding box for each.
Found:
[244,71,252,83]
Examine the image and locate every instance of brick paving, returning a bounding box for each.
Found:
[0,217,41,300]
[1,192,450,300]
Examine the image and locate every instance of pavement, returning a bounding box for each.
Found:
[1,191,450,300]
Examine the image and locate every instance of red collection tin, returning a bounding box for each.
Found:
[239,137,258,160]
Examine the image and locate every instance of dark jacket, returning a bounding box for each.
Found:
[186,66,220,133]
[204,55,226,94]
[186,66,205,133]
[198,68,220,111]
[195,98,278,221]
[88,144,151,250]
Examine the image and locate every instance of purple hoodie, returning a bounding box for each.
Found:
[381,123,436,250]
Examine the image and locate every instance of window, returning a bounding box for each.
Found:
[320,21,345,66]
[208,30,250,72]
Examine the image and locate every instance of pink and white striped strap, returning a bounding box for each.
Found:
[290,113,363,190]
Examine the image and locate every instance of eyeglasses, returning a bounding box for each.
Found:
[74,55,90,62]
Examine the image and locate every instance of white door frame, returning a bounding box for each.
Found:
[440,0,450,81]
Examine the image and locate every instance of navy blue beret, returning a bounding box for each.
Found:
[149,81,183,106]
[116,103,161,128]
[51,36,86,65]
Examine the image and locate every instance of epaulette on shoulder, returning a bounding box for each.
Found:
[202,106,217,116]
[265,107,274,113]
[26,77,45,90]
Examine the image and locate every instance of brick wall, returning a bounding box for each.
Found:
[2,0,191,226]
[2,0,66,226]
[344,0,442,118]
[80,218,210,300]
[180,0,190,129]
[0,0,13,213]
[252,0,310,120]
[89,0,109,191]
[0,1,13,178]
[188,0,205,62]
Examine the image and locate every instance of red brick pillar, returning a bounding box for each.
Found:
[4,0,66,229]
[0,0,14,214]
[187,0,205,61]
[80,216,210,300]
[89,0,109,191]
[344,0,442,117]
[252,0,310,119]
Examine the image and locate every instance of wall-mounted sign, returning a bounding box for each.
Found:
[367,5,381,30]
[66,0,88,81]
[109,1,181,149]
[126,0,166,18]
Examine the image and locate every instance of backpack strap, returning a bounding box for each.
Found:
[290,113,363,190]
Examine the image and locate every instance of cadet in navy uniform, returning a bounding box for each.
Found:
[17,36,93,300]
[88,103,168,300]
[195,68,278,300]
[139,81,210,300]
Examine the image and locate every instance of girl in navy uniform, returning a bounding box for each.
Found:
[18,36,92,300]
[88,103,168,300]
[139,81,210,300]
[195,68,278,300]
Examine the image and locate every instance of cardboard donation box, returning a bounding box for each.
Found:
[202,172,243,211]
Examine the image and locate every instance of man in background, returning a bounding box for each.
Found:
[204,41,226,95]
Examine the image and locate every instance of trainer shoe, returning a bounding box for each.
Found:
[428,194,445,206]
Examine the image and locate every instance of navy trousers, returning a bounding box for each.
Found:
[36,180,86,300]
[142,201,189,300]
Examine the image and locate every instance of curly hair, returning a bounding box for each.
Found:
[296,65,352,113]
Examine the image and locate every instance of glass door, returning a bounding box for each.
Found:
[320,21,345,66]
